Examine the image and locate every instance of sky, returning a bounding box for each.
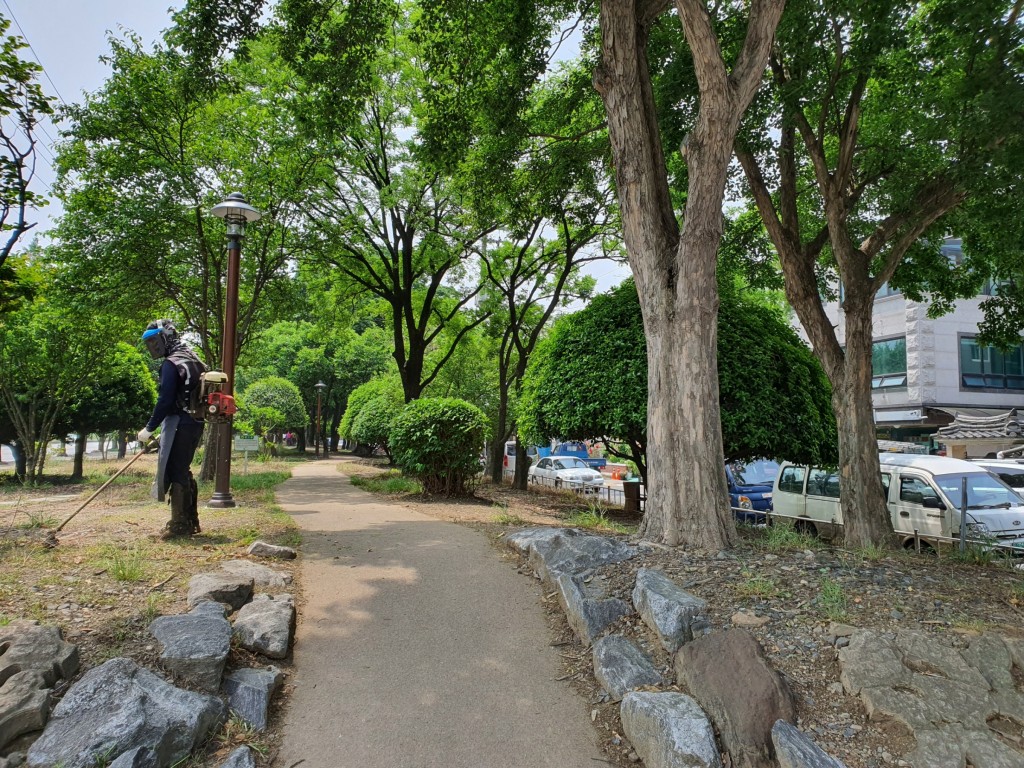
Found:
[3,0,630,293]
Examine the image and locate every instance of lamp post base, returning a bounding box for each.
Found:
[207,492,237,509]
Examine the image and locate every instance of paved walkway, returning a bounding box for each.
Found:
[274,458,603,768]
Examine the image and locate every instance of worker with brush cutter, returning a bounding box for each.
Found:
[138,319,207,538]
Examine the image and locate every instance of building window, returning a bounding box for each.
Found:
[875,281,901,299]
[872,337,907,389]
[960,337,1024,390]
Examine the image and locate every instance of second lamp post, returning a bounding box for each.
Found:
[315,381,327,458]
[208,192,262,509]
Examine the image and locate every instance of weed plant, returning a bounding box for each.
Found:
[566,500,635,534]
[351,472,421,495]
[103,544,147,582]
[761,521,822,553]
[818,576,848,621]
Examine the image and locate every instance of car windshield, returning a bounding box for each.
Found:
[554,458,590,470]
[934,473,1024,510]
[730,459,780,486]
[985,467,1024,489]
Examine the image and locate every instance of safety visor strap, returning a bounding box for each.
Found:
[142,328,161,341]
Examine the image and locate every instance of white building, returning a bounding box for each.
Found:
[818,239,1024,456]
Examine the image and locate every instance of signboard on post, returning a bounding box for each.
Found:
[234,437,260,452]
[234,436,260,475]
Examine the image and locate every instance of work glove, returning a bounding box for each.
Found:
[137,428,153,443]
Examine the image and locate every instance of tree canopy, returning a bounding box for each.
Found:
[519,278,838,485]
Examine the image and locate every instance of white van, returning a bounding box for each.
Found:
[502,441,538,473]
[772,454,1024,551]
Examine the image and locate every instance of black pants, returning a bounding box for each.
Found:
[164,422,204,490]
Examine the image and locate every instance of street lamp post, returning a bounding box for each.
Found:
[208,192,262,509]
[314,381,327,459]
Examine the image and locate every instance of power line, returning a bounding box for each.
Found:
[1,0,68,108]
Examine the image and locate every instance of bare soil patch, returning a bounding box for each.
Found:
[340,458,1024,768]
[0,454,302,766]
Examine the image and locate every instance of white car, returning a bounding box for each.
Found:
[528,455,605,492]
[975,460,1024,499]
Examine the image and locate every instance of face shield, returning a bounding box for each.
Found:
[142,327,168,359]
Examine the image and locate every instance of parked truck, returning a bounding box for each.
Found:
[547,441,607,470]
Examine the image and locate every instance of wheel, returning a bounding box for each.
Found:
[794,519,818,538]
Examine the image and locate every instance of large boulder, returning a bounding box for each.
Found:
[0,671,49,751]
[674,630,796,768]
[25,657,224,768]
[221,667,283,731]
[219,560,291,590]
[232,594,295,659]
[553,573,632,647]
[838,629,1024,767]
[620,691,721,768]
[149,602,232,691]
[187,572,254,612]
[632,569,710,653]
[592,635,663,701]
[506,528,636,583]
[0,621,79,686]
[771,721,848,768]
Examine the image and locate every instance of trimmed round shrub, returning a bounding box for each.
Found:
[351,393,402,459]
[389,397,488,496]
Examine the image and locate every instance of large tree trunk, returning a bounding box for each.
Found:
[11,441,25,480]
[833,301,895,547]
[640,268,735,547]
[595,0,783,548]
[117,432,128,459]
[72,433,87,482]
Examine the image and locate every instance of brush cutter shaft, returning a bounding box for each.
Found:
[54,441,156,534]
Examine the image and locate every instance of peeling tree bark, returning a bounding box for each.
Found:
[594,0,784,548]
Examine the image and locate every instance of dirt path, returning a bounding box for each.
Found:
[274,458,603,768]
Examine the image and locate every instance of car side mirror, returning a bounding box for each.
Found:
[922,496,946,510]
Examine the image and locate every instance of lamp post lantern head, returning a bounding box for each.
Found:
[212,192,262,238]
[315,381,327,392]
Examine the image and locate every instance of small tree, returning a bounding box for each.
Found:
[519,279,838,494]
[340,376,403,454]
[389,398,488,496]
[64,343,156,480]
[239,377,307,449]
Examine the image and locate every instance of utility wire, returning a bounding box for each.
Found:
[1,0,68,108]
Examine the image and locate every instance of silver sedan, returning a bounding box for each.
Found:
[528,455,605,493]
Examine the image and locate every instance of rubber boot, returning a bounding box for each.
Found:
[188,475,201,534]
[161,482,194,539]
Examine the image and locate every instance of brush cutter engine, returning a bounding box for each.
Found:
[198,371,236,422]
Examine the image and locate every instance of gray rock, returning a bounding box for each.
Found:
[772,721,848,768]
[0,751,25,768]
[620,691,721,768]
[246,540,297,560]
[220,559,291,589]
[592,635,662,701]
[149,602,232,691]
[506,527,636,583]
[222,667,283,731]
[632,568,710,653]
[26,657,224,768]
[675,630,796,768]
[107,747,158,768]
[233,594,295,659]
[553,573,632,646]
[0,671,49,751]
[838,629,1024,767]
[187,573,254,612]
[0,621,79,686]
[218,746,256,768]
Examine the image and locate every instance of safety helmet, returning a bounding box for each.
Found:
[141,319,178,360]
